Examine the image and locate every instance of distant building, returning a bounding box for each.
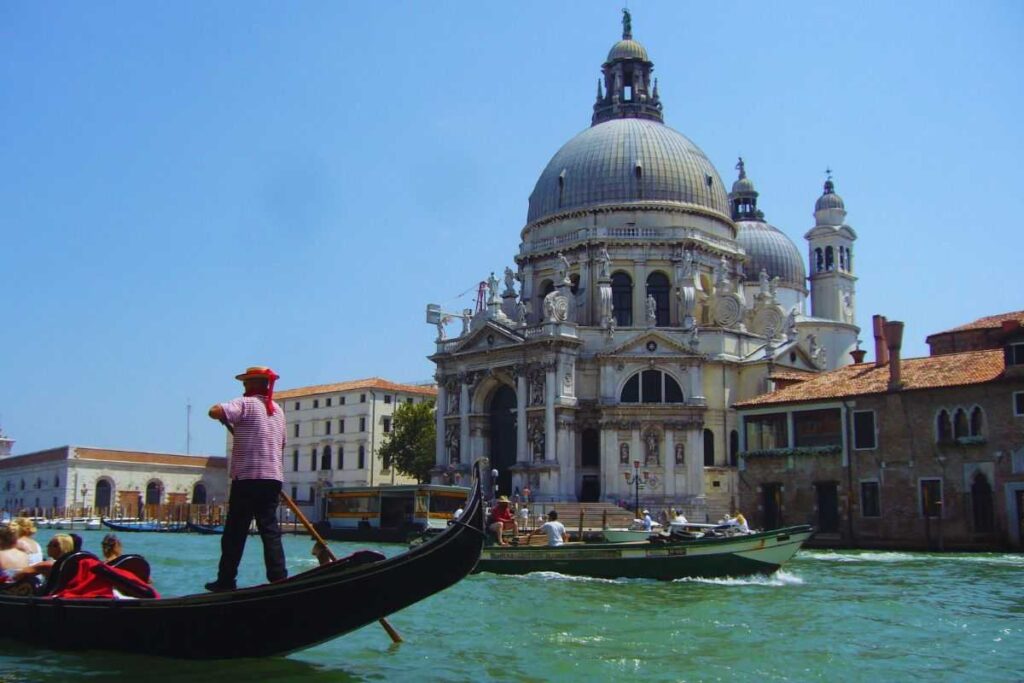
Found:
[273,378,437,519]
[734,311,1024,550]
[0,445,227,518]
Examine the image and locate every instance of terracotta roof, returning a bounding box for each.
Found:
[735,349,1006,408]
[0,447,224,470]
[275,377,437,400]
[937,311,1024,334]
[768,369,818,382]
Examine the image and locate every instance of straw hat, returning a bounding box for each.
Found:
[496,496,510,504]
[235,366,280,382]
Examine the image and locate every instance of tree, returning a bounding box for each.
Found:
[379,399,436,483]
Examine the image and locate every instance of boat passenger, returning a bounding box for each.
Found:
[70,533,84,552]
[487,496,518,546]
[519,506,530,531]
[101,534,123,563]
[642,510,653,532]
[11,517,43,565]
[0,525,30,579]
[13,533,74,583]
[529,510,568,547]
[735,513,750,533]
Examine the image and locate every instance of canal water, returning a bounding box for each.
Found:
[0,529,1020,682]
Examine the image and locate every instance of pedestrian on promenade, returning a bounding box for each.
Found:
[205,366,287,592]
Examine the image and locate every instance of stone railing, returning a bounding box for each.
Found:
[521,225,740,256]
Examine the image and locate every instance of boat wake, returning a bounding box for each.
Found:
[673,570,804,587]
[801,550,1024,566]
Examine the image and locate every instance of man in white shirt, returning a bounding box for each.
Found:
[642,509,653,532]
[530,510,568,547]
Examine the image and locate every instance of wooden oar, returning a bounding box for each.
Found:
[279,491,403,644]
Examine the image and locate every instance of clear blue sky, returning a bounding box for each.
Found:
[2,2,1021,456]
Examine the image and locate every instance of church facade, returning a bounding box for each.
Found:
[426,13,859,516]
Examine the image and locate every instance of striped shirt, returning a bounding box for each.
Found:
[220,396,286,481]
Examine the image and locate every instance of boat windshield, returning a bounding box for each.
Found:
[327,494,380,515]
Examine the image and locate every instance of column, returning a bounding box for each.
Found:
[633,259,647,326]
[516,371,527,462]
[545,363,556,462]
[664,430,676,497]
[460,377,471,465]
[435,380,446,466]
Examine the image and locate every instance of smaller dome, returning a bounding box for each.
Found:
[732,176,755,194]
[736,221,807,288]
[607,39,649,62]
[815,179,845,211]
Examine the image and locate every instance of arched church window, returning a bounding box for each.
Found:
[192,483,207,505]
[815,248,824,273]
[619,370,684,404]
[646,272,670,326]
[825,246,835,271]
[969,407,984,437]
[703,429,715,466]
[936,410,952,442]
[321,445,332,470]
[953,408,969,439]
[611,272,633,327]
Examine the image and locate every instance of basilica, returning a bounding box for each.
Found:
[426,13,859,516]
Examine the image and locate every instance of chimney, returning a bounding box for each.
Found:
[850,348,867,364]
[872,315,889,367]
[884,320,905,390]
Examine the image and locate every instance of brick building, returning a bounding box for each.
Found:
[734,312,1024,550]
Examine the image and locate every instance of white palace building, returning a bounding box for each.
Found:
[425,13,860,519]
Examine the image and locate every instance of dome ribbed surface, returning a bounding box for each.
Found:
[527,119,729,224]
[607,39,649,62]
[815,192,845,211]
[735,220,807,287]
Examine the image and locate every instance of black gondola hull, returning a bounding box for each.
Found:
[0,477,484,659]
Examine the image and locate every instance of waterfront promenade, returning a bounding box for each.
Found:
[0,529,1018,681]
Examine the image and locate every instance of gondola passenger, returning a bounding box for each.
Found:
[11,517,43,564]
[0,525,30,580]
[101,534,123,563]
[13,533,73,583]
[487,496,518,546]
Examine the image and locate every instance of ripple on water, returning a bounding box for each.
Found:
[673,569,805,587]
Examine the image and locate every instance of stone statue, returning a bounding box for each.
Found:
[435,315,448,341]
[503,266,516,296]
[646,294,657,327]
[597,245,611,279]
[515,299,528,324]
[807,334,826,368]
[759,268,770,296]
[644,430,660,466]
[674,443,685,465]
[556,252,571,284]
[688,323,700,351]
[842,291,854,324]
[529,371,545,406]
[769,276,779,299]
[528,419,545,461]
[619,442,630,465]
[622,8,632,37]
[488,271,500,301]
[785,307,798,341]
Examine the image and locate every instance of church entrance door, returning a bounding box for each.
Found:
[488,385,517,496]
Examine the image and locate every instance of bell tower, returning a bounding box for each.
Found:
[805,172,858,324]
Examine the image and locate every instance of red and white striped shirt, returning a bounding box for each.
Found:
[220,396,285,481]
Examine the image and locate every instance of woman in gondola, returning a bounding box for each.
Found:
[11,517,43,565]
[13,533,74,583]
[0,525,30,579]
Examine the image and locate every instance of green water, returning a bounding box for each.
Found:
[0,530,1020,682]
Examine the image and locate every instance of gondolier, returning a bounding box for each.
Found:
[205,365,287,592]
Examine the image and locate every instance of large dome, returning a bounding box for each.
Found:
[527,118,730,224]
[735,220,807,288]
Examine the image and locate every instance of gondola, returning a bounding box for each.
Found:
[0,468,485,659]
[185,521,224,535]
[101,520,188,533]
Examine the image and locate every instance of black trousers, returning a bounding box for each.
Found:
[217,479,287,584]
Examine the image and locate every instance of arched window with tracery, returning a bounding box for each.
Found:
[611,272,633,327]
[620,370,684,404]
[936,410,952,442]
[646,271,671,326]
[969,407,984,437]
[953,408,969,439]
